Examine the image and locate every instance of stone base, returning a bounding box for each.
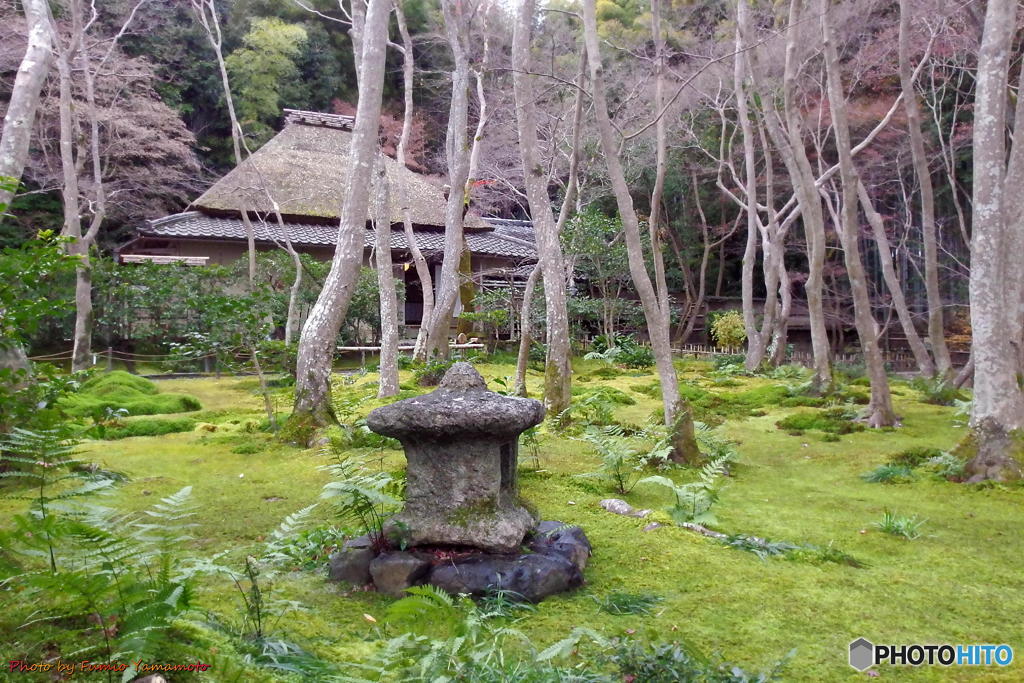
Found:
[328,521,590,603]
[392,499,536,554]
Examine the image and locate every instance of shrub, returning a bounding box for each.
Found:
[910,376,966,406]
[103,417,197,440]
[412,358,456,386]
[926,452,967,481]
[711,354,747,376]
[591,333,632,354]
[709,310,746,351]
[616,344,655,369]
[585,334,655,369]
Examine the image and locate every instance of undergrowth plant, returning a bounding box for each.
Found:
[874,510,926,540]
[1,460,199,683]
[579,425,673,494]
[722,534,865,568]
[639,453,733,527]
[320,451,399,551]
[190,503,342,678]
[861,464,917,484]
[593,592,664,615]
[0,428,120,572]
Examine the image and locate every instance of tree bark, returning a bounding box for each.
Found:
[898,0,951,377]
[512,0,571,415]
[820,0,895,427]
[290,0,390,428]
[423,0,472,358]
[393,0,434,362]
[0,0,53,209]
[373,156,400,398]
[964,0,1024,481]
[583,0,699,464]
[513,265,541,397]
[733,4,764,371]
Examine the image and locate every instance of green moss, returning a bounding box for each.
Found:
[572,385,636,405]
[103,417,196,440]
[80,370,160,396]
[888,447,943,468]
[9,364,1024,681]
[446,497,500,527]
[62,371,202,418]
[775,408,866,435]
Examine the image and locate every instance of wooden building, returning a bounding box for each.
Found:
[118,109,536,327]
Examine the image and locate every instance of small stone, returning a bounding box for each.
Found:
[370,551,430,597]
[599,499,651,518]
[642,522,663,532]
[328,545,375,585]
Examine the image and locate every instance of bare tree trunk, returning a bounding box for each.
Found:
[820,0,895,427]
[423,0,472,358]
[0,0,52,209]
[290,0,390,429]
[191,0,257,287]
[54,0,112,373]
[647,0,672,341]
[512,0,571,414]
[249,342,278,430]
[373,157,399,397]
[393,0,434,361]
[964,0,1024,481]
[856,180,934,375]
[583,0,699,464]
[742,0,831,390]
[733,11,766,371]
[514,265,540,397]
[769,257,792,365]
[899,0,951,377]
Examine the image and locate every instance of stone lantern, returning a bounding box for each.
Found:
[366,363,545,553]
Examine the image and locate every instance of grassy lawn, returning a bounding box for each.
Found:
[2,358,1021,681]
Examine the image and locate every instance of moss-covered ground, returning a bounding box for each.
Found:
[2,358,1022,681]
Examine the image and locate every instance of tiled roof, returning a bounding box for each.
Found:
[139,212,536,260]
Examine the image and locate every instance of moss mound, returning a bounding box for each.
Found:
[775,407,865,435]
[63,371,201,418]
[103,417,197,440]
[80,370,159,396]
[572,385,636,405]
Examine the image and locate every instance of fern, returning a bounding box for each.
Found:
[639,455,732,527]
[320,451,398,551]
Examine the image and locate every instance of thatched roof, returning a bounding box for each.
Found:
[191,110,491,229]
